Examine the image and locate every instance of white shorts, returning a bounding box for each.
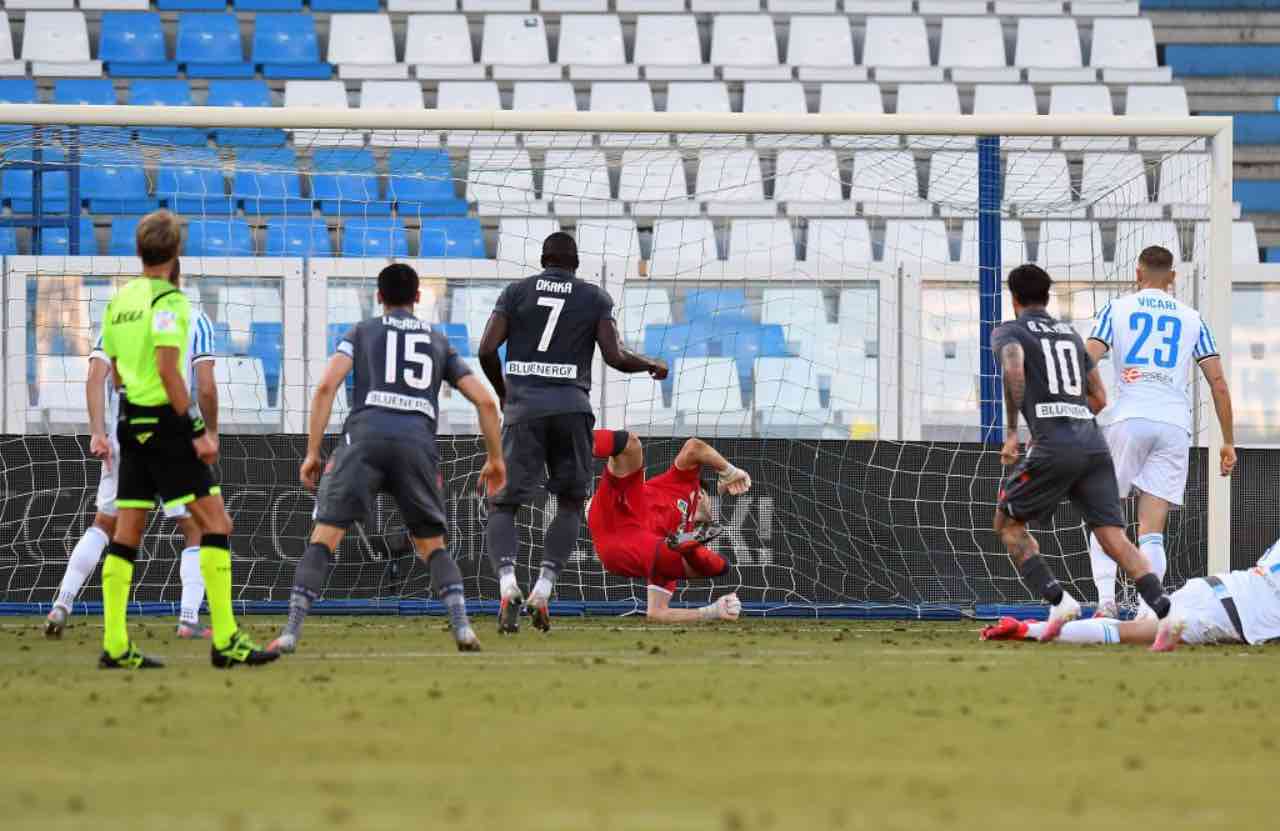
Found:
[1170,579,1243,646]
[1103,418,1190,505]
[95,437,189,520]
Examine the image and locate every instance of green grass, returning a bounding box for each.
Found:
[2,615,1279,831]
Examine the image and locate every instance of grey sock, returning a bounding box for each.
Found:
[429,548,470,634]
[486,506,519,575]
[284,542,332,639]
[539,499,582,586]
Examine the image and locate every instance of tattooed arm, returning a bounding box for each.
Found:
[999,341,1026,466]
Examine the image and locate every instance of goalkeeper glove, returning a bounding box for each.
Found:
[698,593,742,622]
[718,464,752,496]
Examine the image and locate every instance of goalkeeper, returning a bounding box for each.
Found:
[588,431,749,622]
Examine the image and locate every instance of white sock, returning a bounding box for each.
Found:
[1139,533,1167,582]
[1025,619,1120,644]
[1088,532,1117,608]
[178,546,204,625]
[54,525,109,610]
[498,569,520,600]
[530,575,554,603]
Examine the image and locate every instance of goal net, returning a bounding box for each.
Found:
[0,107,1233,617]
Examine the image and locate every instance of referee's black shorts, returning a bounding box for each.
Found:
[115,403,218,513]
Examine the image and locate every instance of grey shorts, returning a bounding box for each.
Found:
[492,412,595,508]
[998,447,1125,530]
[315,438,447,539]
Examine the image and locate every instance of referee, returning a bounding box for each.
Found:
[97,210,276,669]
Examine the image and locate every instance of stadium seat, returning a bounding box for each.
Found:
[958,219,1028,273]
[157,0,224,9]
[35,355,90,425]
[897,83,962,149]
[177,13,254,78]
[542,149,622,216]
[0,13,23,77]
[1113,220,1183,270]
[633,15,711,81]
[419,218,487,258]
[236,0,304,9]
[819,82,892,148]
[1037,220,1105,278]
[208,80,286,147]
[666,82,743,148]
[129,79,207,147]
[328,287,364,328]
[156,150,235,215]
[40,219,99,256]
[755,358,829,433]
[1081,153,1160,219]
[645,324,717,379]
[849,150,930,217]
[341,219,409,257]
[311,0,380,11]
[512,81,582,148]
[804,219,873,276]
[862,17,938,82]
[463,0,531,9]
[673,357,752,432]
[1158,154,1210,219]
[186,218,255,256]
[775,150,847,216]
[0,79,37,143]
[973,84,1048,149]
[361,81,428,147]
[744,83,820,149]
[722,323,789,397]
[387,149,467,217]
[22,12,101,77]
[253,14,330,79]
[559,14,633,80]
[1002,152,1081,218]
[109,217,141,255]
[590,82,662,148]
[264,218,334,256]
[233,147,310,216]
[685,288,749,322]
[618,150,696,217]
[1193,221,1261,266]
[1091,18,1170,82]
[404,14,482,80]
[786,16,861,81]
[609,374,677,431]
[0,227,18,255]
[1127,85,1200,151]
[81,150,158,214]
[883,219,953,275]
[697,150,770,217]
[328,13,404,80]
[497,218,561,269]
[450,287,504,347]
[649,218,720,279]
[3,147,69,213]
[215,357,280,428]
[284,81,361,147]
[438,81,513,148]
[726,219,798,277]
[619,287,672,346]
[1016,17,1093,82]
[939,17,1016,82]
[311,148,392,216]
[466,148,546,215]
[541,0,607,9]
[711,15,789,81]
[760,288,828,354]
[481,15,557,80]
[575,218,643,273]
[100,12,177,77]
[1049,84,1119,151]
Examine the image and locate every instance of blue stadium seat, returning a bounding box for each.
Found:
[40,219,99,256]
[186,219,255,256]
[310,0,379,10]
[158,0,229,13]
[1267,247,1280,264]
[53,80,127,144]
[109,218,141,255]
[644,323,718,371]
[100,12,177,77]
[342,219,409,258]
[311,149,391,217]
[3,148,69,214]
[721,323,789,396]
[253,14,331,79]
[684,289,751,322]
[213,321,235,354]
[0,80,37,144]
[388,150,468,217]
[248,322,283,401]
[81,150,158,214]
[237,0,302,9]
[207,80,286,147]
[265,218,333,256]
[419,218,486,259]
[129,80,207,147]
[1165,45,1280,77]
[1234,180,1280,214]
[440,323,471,356]
[0,228,19,255]
[234,147,311,216]
[156,151,235,215]
[177,13,254,78]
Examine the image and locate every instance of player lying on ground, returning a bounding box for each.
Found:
[982,537,1280,651]
[269,264,504,655]
[991,265,1175,647]
[589,431,749,623]
[46,297,218,640]
[97,211,275,668]
[1084,244,1236,618]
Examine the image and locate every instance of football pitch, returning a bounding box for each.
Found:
[3,615,1277,831]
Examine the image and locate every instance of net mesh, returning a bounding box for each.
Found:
[0,118,1223,614]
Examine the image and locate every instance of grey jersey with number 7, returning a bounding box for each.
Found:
[990,309,1109,452]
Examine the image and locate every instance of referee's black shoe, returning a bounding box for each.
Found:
[98,644,164,669]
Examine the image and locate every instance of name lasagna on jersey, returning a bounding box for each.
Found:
[1089,288,1218,434]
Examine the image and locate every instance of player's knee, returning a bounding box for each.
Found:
[94,513,117,536]
[624,431,642,457]
[414,535,447,562]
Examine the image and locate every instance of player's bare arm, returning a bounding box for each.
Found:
[301,352,354,489]
[456,373,507,497]
[194,360,219,463]
[998,341,1025,466]
[596,317,668,380]
[1084,365,1108,415]
[1198,355,1237,476]
[645,584,741,624]
[674,437,751,496]
[476,311,508,405]
[1084,335,1108,365]
[86,355,111,466]
[156,345,214,465]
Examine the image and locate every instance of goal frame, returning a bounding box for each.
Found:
[0,104,1235,577]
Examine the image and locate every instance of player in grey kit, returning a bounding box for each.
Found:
[270,264,505,654]
[991,264,1177,645]
[478,232,667,634]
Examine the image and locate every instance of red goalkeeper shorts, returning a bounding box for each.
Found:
[588,468,687,594]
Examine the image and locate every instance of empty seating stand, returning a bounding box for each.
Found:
[405,14,482,80]
[178,13,253,78]
[22,12,102,77]
[329,13,404,80]
[208,80,287,146]
[253,13,331,79]
[130,79,207,146]
[100,12,176,77]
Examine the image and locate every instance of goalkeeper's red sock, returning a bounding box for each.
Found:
[593,429,630,459]
[675,544,729,579]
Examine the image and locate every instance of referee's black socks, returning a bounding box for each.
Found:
[1019,555,1065,607]
[1135,573,1172,619]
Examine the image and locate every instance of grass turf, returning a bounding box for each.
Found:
[2,615,1278,831]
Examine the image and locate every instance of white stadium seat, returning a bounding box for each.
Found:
[481,15,558,80]
[406,15,483,80]
[558,14,634,80]
[619,149,698,217]
[329,14,405,80]
[770,0,837,11]
[862,17,940,82]
[649,218,721,279]
[542,149,623,216]
[284,81,360,147]
[674,358,752,432]
[921,0,990,13]
[35,356,88,425]
[1037,220,1105,278]
[463,0,531,13]
[850,151,930,217]
[466,148,548,215]
[438,81,514,147]
[1127,85,1201,150]
[848,0,912,11]
[755,358,830,433]
[1015,17,1094,83]
[328,287,365,326]
[389,0,457,9]
[1073,0,1140,14]
[1050,84,1122,151]
[696,150,773,217]
[774,149,850,216]
[1193,221,1261,265]
[726,219,798,277]
[590,82,663,148]
[361,81,428,147]
[618,286,672,346]
[22,12,101,77]
[1113,220,1183,268]
[819,82,893,148]
[450,287,505,346]
[610,374,677,432]
[576,218,643,277]
[1158,153,1210,219]
[511,81,583,148]
[1091,18,1171,82]
[959,219,1029,272]
[1003,152,1082,218]
[666,82,742,148]
[216,358,280,429]
[926,151,978,217]
[761,288,827,332]
[634,15,711,81]
[939,17,1018,82]
[883,219,953,275]
[496,218,560,269]
[1081,153,1161,219]
[896,83,962,150]
[804,219,874,276]
[542,0,608,9]
[0,13,24,76]
[711,15,790,81]
[694,0,759,11]
[973,84,1048,149]
[743,82,820,148]
[786,16,863,81]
